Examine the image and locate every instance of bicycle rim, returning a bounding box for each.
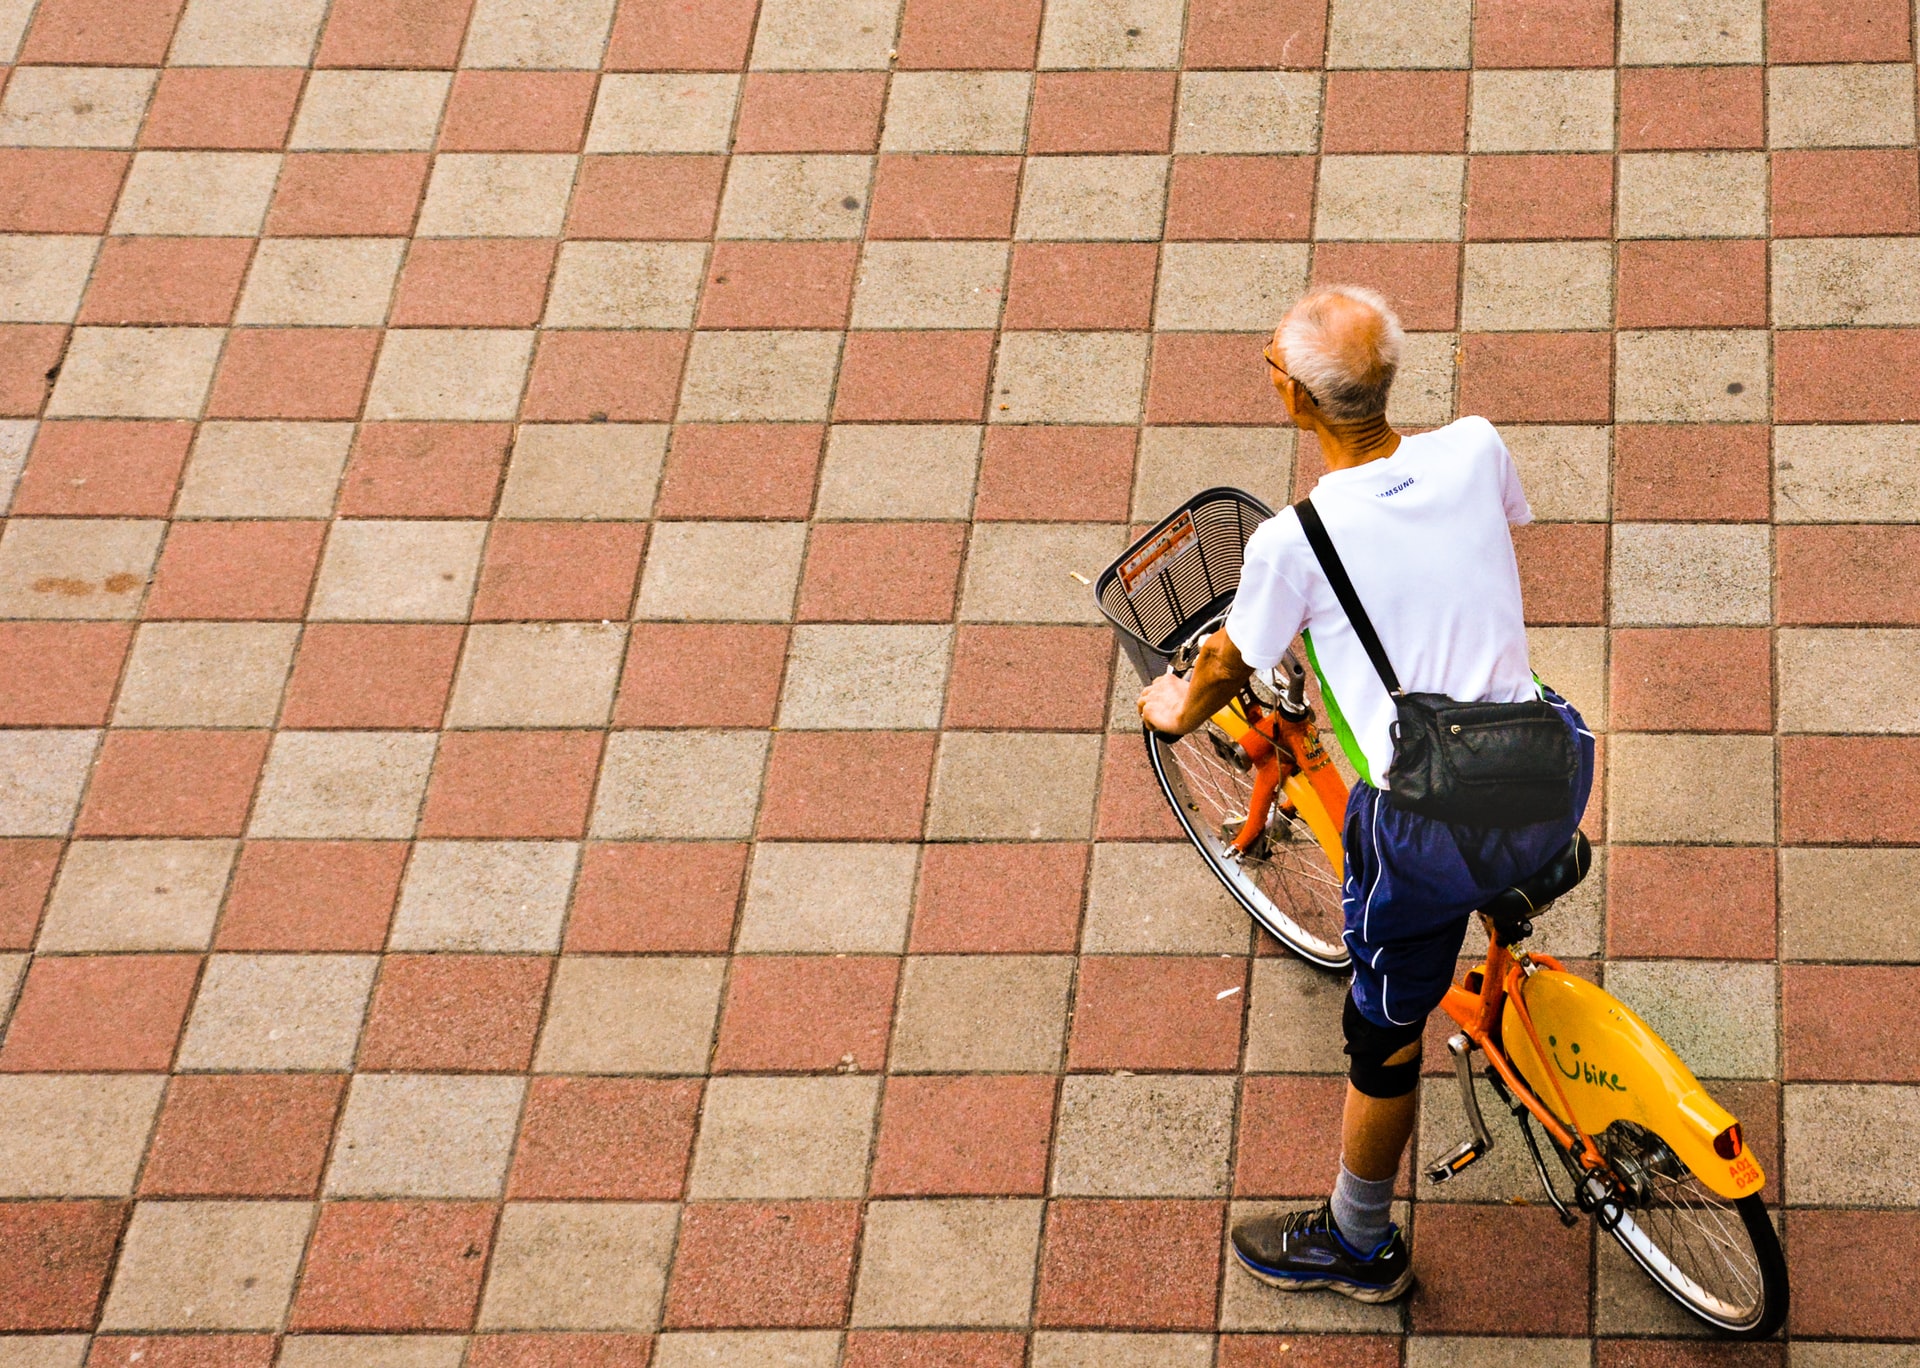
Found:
[1147,725,1349,969]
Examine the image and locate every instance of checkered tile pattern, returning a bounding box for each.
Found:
[0,0,1913,1358]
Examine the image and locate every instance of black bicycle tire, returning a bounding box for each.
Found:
[1605,1180,1788,1339]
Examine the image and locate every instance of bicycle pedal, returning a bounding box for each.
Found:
[1426,1137,1489,1184]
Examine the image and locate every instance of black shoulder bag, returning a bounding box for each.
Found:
[1293,498,1577,829]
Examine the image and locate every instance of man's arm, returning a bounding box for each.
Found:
[1137,627,1255,736]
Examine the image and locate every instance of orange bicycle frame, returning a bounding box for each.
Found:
[1210,694,1349,880]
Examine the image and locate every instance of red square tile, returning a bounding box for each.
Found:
[796,521,967,621]
[697,242,858,329]
[758,731,937,840]
[1409,1205,1590,1333]
[419,730,604,838]
[655,421,825,516]
[870,1075,1055,1196]
[565,841,747,952]
[897,0,1043,67]
[78,237,253,325]
[0,840,62,949]
[568,155,726,238]
[1036,1200,1222,1330]
[975,425,1135,520]
[1094,740,1184,840]
[1616,241,1767,328]
[1166,156,1314,240]
[87,1336,277,1368]
[359,954,552,1071]
[1002,243,1156,330]
[1235,1075,1347,1197]
[1607,846,1777,960]
[389,240,557,327]
[605,0,757,69]
[0,150,128,233]
[317,0,474,66]
[1146,332,1283,425]
[910,842,1086,952]
[664,1202,860,1328]
[267,153,431,236]
[1779,525,1920,625]
[467,1336,653,1368]
[0,325,67,416]
[835,330,993,422]
[614,623,789,728]
[867,155,1022,240]
[1322,71,1468,153]
[1775,149,1920,237]
[1219,1337,1400,1368]
[522,331,688,421]
[139,1074,345,1197]
[471,521,647,620]
[1184,0,1325,66]
[0,954,200,1071]
[1472,0,1614,65]
[282,624,462,729]
[735,72,888,153]
[1619,68,1765,150]
[1028,72,1176,154]
[140,68,302,150]
[207,328,380,420]
[844,1334,1025,1368]
[0,622,130,726]
[1789,1211,1920,1338]
[0,1201,126,1331]
[19,0,181,63]
[1068,955,1245,1071]
[1776,327,1920,421]
[1610,628,1772,732]
[714,955,898,1072]
[144,520,325,619]
[1512,522,1606,625]
[1787,964,1920,1081]
[1465,154,1613,239]
[1769,0,1912,60]
[290,1201,494,1332]
[217,840,406,951]
[1596,1342,1782,1368]
[509,1077,701,1200]
[1459,332,1611,422]
[77,730,268,837]
[14,420,188,516]
[1310,243,1459,331]
[945,625,1112,729]
[1783,736,1920,844]
[439,71,596,152]
[1613,424,1769,521]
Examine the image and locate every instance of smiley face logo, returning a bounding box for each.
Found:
[1548,1034,1582,1080]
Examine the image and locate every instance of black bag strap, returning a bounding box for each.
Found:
[1292,497,1402,698]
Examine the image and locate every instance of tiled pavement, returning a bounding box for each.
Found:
[0,0,1916,1360]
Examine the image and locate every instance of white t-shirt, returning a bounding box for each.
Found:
[1223,416,1535,787]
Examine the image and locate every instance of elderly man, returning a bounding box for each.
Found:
[1139,286,1594,1300]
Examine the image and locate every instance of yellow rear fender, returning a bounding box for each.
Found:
[1503,970,1764,1200]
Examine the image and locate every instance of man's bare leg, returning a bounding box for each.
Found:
[1341,1041,1421,1180]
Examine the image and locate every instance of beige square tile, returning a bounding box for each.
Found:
[291,71,450,151]
[926,731,1102,838]
[816,424,979,519]
[651,1333,841,1368]
[1469,70,1614,152]
[1316,155,1464,240]
[545,241,708,329]
[236,238,405,327]
[327,1074,525,1197]
[1617,153,1767,238]
[0,729,95,834]
[689,1076,879,1197]
[1502,426,1609,522]
[464,0,616,68]
[535,956,727,1072]
[175,422,353,518]
[1052,1075,1235,1197]
[478,1203,679,1331]
[1785,1085,1920,1206]
[0,419,32,511]
[959,521,1127,623]
[416,154,577,236]
[717,155,872,239]
[587,74,740,153]
[1030,1334,1214,1368]
[391,841,580,951]
[0,0,38,60]
[1173,72,1321,153]
[1244,958,1348,1072]
[1607,732,1774,844]
[46,328,224,418]
[1154,243,1308,331]
[678,332,841,421]
[1779,628,1920,733]
[1606,959,1776,1079]
[880,72,1032,153]
[591,730,770,838]
[0,952,25,1028]
[1615,328,1769,421]
[113,622,298,727]
[1769,64,1916,149]
[1775,426,1920,523]
[500,424,666,519]
[779,625,952,730]
[277,1339,465,1368]
[1610,522,1771,625]
[1528,625,1607,727]
[1388,330,1457,426]
[1461,243,1611,331]
[0,1337,87,1368]
[0,67,154,147]
[248,731,438,837]
[0,518,164,618]
[1015,156,1168,241]
[1773,238,1920,327]
[176,953,378,1070]
[1082,841,1252,953]
[1782,849,1920,961]
[890,954,1073,1071]
[635,520,808,619]
[1619,0,1761,63]
[100,1201,313,1331]
[1133,428,1292,521]
[0,236,98,323]
[39,840,235,951]
[446,622,626,727]
[852,241,1009,328]
[0,1075,165,1196]
[736,842,920,952]
[852,1199,1043,1327]
[1328,0,1470,66]
[752,0,900,67]
[990,332,1146,424]
[1038,0,1183,67]
[309,520,487,620]
[171,0,330,64]
[365,329,534,420]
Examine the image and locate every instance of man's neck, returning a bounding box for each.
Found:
[1314,413,1401,471]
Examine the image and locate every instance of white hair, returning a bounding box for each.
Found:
[1277,284,1406,421]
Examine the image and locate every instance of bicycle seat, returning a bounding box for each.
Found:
[1482,832,1592,946]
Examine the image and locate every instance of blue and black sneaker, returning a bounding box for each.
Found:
[1229,1203,1414,1303]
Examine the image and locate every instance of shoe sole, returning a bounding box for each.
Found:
[1232,1249,1415,1304]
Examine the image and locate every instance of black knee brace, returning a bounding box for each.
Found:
[1343,990,1425,1098]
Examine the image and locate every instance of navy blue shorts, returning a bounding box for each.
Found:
[1340,688,1595,1029]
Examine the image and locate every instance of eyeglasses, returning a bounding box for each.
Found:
[1262,339,1318,408]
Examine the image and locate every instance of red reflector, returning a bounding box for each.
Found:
[1713,1124,1744,1161]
